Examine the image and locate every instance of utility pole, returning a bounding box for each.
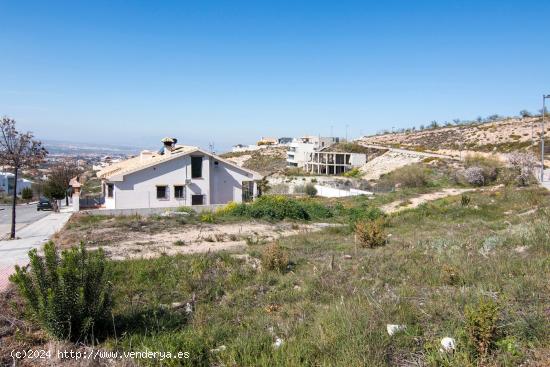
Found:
[542,95,550,182]
[345,124,349,141]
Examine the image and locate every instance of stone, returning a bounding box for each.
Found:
[386,324,406,336]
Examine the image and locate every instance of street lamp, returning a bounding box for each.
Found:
[542,94,550,182]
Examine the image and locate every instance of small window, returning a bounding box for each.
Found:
[191,194,204,205]
[156,185,168,199]
[191,156,203,178]
[107,184,114,198]
[174,185,184,199]
[242,181,254,202]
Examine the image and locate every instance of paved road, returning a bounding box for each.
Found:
[0,203,50,238]
[0,209,73,292]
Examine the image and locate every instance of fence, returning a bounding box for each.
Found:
[79,196,105,209]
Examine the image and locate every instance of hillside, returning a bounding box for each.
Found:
[359,116,547,154]
[221,146,288,175]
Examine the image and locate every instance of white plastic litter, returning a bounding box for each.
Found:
[386,324,406,336]
[273,337,284,349]
[440,337,456,352]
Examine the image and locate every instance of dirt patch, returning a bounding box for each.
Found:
[381,188,474,213]
[360,151,423,180]
[56,220,334,261]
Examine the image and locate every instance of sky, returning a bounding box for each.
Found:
[1,0,549,152]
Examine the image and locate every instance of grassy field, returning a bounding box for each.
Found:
[86,186,550,366]
[2,158,549,366]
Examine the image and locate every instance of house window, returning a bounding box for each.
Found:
[107,184,114,198]
[242,181,254,202]
[191,156,203,178]
[156,185,168,200]
[191,194,204,205]
[174,185,185,199]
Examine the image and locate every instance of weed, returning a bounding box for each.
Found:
[261,243,290,272]
[354,218,386,248]
[464,298,500,360]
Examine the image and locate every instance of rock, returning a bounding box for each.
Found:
[210,345,226,353]
[440,337,456,352]
[185,302,193,314]
[386,324,406,336]
[343,254,352,260]
[293,285,301,290]
[272,337,284,349]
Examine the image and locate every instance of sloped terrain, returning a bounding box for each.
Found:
[359,116,547,153]
[221,146,287,175]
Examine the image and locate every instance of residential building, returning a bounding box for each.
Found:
[286,136,340,167]
[303,151,367,175]
[97,138,263,210]
[0,172,33,196]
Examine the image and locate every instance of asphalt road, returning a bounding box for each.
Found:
[0,204,50,237]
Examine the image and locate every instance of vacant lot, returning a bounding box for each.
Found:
[2,179,549,366]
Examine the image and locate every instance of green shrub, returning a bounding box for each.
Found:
[200,212,216,223]
[299,199,333,220]
[342,168,362,178]
[305,183,317,197]
[21,187,33,200]
[10,241,112,342]
[464,298,500,360]
[379,164,431,188]
[345,205,383,224]
[261,242,289,272]
[461,194,471,207]
[354,218,386,248]
[219,195,333,221]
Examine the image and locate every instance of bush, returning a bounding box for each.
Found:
[261,243,289,272]
[507,152,537,186]
[343,168,362,178]
[21,187,33,200]
[219,195,333,221]
[10,242,112,342]
[200,212,216,223]
[461,194,471,207]
[464,298,500,360]
[305,183,317,197]
[464,166,486,186]
[379,164,430,188]
[464,155,501,185]
[354,218,386,248]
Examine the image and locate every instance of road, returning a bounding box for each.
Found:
[0,203,50,238]
[0,208,73,291]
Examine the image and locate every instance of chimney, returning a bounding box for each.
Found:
[161,137,178,155]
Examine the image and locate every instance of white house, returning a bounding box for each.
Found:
[97,138,263,210]
[286,136,340,168]
[0,172,33,196]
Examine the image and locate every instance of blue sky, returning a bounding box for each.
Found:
[1,0,549,151]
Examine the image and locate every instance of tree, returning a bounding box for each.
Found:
[0,117,47,239]
[256,176,270,196]
[519,110,532,118]
[21,187,33,200]
[46,161,81,206]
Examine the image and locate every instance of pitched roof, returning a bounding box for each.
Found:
[97,145,262,181]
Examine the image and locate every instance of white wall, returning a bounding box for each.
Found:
[314,184,372,198]
[106,154,257,209]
